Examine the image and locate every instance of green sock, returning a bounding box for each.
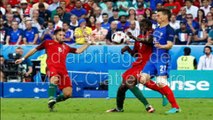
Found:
[130,86,149,107]
[56,94,69,103]
[48,83,57,100]
[116,85,128,110]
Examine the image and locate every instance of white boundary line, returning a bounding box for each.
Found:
[68,71,108,75]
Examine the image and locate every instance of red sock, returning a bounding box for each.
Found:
[161,85,179,109]
[144,80,165,95]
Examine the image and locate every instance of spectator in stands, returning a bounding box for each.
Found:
[0,1,5,15]
[184,0,198,19]
[101,13,110,30]
[94,7,103,23]
[48,0,60,12]
[74,18,92,44]
[41,21,54,41]
[32,0,49,10]
[186,13,199,34]
[70,15,79,31]
[83,0,97,18]
[117,15,130,31]
[150,0,163,11]
[200,0,211,16]
[70,0,87,19]
[91,20,108,45]
[136,2,145,15]
[191,19,208,45]
[144,8,152,20]
[136,14,145,29]
[169,14,180,30]
[126,21,140,44]
[0,55,5,82]
[211,6,213,14]
[87,15,96,30]
[206,29,213,45]
[177,47,197,70]
[12,8,22,23]
[106,21,120,44]
[206,12,213,33]
[4,13,13,29]
[5,4,13,14]
[164,0,181,15]
[59,0,70,13]
[116,0,129,16]
[101,1,113,18]
[0,18,8,44]
[15,47,33,82]
[174,20,192,45]
[38,3,51,27]
[128,7,137,22]
[108,8,119,23]
[32,10,44,36]
[176,7,187,22]
[63,22,74,44]
[19,0,32,19]
[23,20,39,45]
[56,6,71,23]
[66,0,76,12]
[36,54,47,82]
[197,46,213,70]
[6,21,23,45]
[195,9,206,25]
[53,14,63,29]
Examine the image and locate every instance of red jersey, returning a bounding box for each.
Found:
[132,34,152,67]
[36,40,77,69]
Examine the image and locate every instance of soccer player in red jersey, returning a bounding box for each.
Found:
[15,29,91,111]
[107,19,167,113]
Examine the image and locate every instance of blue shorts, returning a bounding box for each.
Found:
[142,60,170,77]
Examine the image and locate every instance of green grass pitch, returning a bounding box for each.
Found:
[1,98,213,120]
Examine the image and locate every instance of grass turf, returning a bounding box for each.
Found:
[1,98,213,120]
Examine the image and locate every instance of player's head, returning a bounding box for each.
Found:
[184,47,191,55]
[0,55,4,64]
[204,46,212,56]
[156,8,171,24]
[53,28,65,43]
[140,19,152,31]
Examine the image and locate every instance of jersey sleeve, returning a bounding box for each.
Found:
[69,47,77,53]
[36,41,47,51]
[166,25,175,42]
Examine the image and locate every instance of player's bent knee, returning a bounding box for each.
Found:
[125,76,137,88]
[156,77,167,88]
[63,87,72,98]
[50,76,59,85]
[139,73,150,84]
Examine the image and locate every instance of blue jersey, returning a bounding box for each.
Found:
[152,24,175,61]
[23,27,39,43]
[70,8,87,18]
[142,24,174,76]
[64,29,74,44]
[9,29,23,43]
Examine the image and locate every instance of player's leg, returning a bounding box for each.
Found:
[48,75,59,111]
[126,75,154,113]
[155,63,180,113]
[56,86,72,102]
[156,76,180,113]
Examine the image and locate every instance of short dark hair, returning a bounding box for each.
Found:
[16,47,23,50]
[0,55,4,58]
[204,46,212,52]
[185,0,193,3]
[140,19,152,29]
[102,13,108,16]
[184,47,191,55]
[157,8,171,20]
[54,28,65,35]
[56,6,63,10]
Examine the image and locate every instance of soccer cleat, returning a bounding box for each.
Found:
[48,99,56,112]
[106,108,124,112]
[165,108,181,114]
[146,105,155,113]
[162,95,169,106]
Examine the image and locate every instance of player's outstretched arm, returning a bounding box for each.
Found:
[75,43,91,54]
[15,48,38,64]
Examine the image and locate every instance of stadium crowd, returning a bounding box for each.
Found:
[0,0,212,45]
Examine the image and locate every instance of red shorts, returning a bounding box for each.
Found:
[122,64,145,82]
[47,67,72,90]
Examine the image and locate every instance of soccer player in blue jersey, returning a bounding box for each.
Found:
[139,8,180,114]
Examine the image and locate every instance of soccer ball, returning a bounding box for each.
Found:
[111,31,129,44]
